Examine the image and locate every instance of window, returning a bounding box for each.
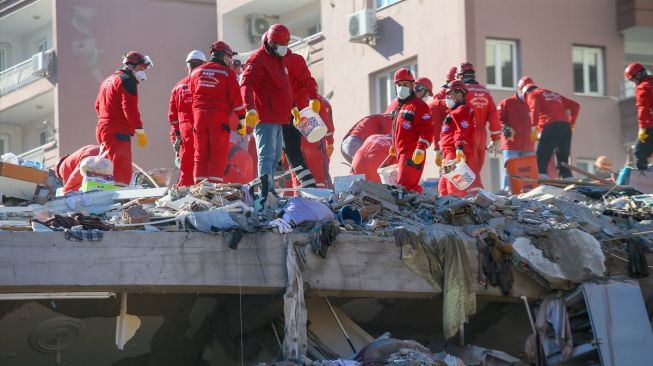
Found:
[36,38,48,53]
[573,46,604,95]
[375,0,402,9]
[0,43,10,71]
[576,158,597,174]
[0,134,8,155]
[39,130,48,146]
[307,24,321,36]
[486,39,517,89]
[374,62,417,113]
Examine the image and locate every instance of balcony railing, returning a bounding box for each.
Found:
[289,32,325,67]
[0,49,53,97]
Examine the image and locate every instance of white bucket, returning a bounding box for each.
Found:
[377,164,398,185]
[297,107,328,143]
[442,161,476,190]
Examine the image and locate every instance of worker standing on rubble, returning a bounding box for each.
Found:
[341,114,393,163]
[54,145,101,195]
[456,62,501,182]
[431,67,457,196]
[624,63,653,171]
[168,50,206,187]
[498,76,536,191]
[189,41,246,184]
[352,134,393,183]
[522,83,580,178]
[95,51,152,186]
[390,68,433,193]
[284,46,322,188]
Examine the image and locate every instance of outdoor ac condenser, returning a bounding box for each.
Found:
[348,8,377,42]
[247,14,274,43]
[31,51,48,77]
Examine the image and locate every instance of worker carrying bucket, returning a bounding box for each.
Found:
[296,106,327,143]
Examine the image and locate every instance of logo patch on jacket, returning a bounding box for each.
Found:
[421,114,431,121]
[442,124,450,132]
[400,110,414,121]
[460,120,469,129]
[402,121,412,129]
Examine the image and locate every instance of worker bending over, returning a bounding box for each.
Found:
[54,145,101,195]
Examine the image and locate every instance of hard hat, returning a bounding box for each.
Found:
[517,76,534,90]
[456,62,475,76]
[445,66,457,82]
[595,156,613,170]
[446,80,468,92]
[393,68,414,83]
[266,24,291,45]
[624,63,644,80]
[209,41,236,56]
[521,83,537,95]
[185,50,206,63]
[415,77,433,96]
[122,51,153,69]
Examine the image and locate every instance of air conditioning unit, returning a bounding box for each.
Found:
[247,14,275,43]
[348,8,377,42]
[31,51,48,77]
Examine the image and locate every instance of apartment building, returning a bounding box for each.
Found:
[219,0,653,192]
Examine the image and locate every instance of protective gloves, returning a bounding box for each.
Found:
[412,149,425,165]
[292,107,301,126]
[135,129,147,148]
[245,109,259,128]
[237,119,247,138]
[388,145,397,157]
[268,218,293,234]
[326,144,334,158]
[530,126,539,142]
[455,148,466,163]
[434,150,443,167]
[502,125,514,141]
[173,137,181,153]
[638,128,648,143]
[309,99,321,113]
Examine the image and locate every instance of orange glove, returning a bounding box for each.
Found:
[412,149,425,164]
[434,150,443,167]
[389,145,396,157]
[326,144,334,158]
[455,148,466,162]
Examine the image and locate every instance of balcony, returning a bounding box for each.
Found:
[290,31,325,67]
[0,50,54,97]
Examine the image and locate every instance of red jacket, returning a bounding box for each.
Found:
[351,134,393,183]
[498,95,534,152]
[393,96,433,155]
[168,75,194,143]
[224,142,254,184]
[465,81,501,142]
[285,50,318,110]
[55,145,101,194]
[346,114,393,141]
[95,69,142,135]
[635,75,653,129]
[189,61,245,120]
[240,41,293,124]
[451,104,475,154]
[525,88,580,130]
[429,98,448,150]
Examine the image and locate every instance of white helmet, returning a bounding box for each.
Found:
[185,50,206,63]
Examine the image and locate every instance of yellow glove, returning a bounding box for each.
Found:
[135,129,147,148]
[434,150,443,167]
[571,125,576,134]
[310,99,321,113]
[326,143,334,158]
[245,109,259,128]
[292,107,301,126]
[638,128,648,143]
[455,149,466,162]
[237,119,247,137]
[389,145,397,157]
[412,149,425,165]
[530,126,539,142]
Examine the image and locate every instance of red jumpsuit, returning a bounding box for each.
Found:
[189,61,245,183]
[429,97,449,195]
[464,81,501,178]
[285,50,319,110]
[351,134,393,183]
[498,95,534,152]
[345,114,393,141]
[633,75,653,170]
[55,145,101,195]
[95,69,143,185]
[168,76,195,186]
[393,96,433,192]
[224,142,254,184]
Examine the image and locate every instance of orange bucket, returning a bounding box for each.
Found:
[505,155,539,193]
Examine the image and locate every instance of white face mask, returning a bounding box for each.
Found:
[275,45,288,57]
[445,98,456,109]
[133,70,147,81]
[396,85,411,99]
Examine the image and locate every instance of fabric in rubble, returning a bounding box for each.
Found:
[184,208,240,232]
[64,225,104,241]
[627,237,650,278]
[477,231,513,295]
[282,197,335,226]
[308,220,341,258]
[353,333,434,364]
[395,227,476,339]
[282,234,308,359]
[534,295,573,361]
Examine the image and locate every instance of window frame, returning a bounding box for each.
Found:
[572,46,605,97]
[0,134,9,155]
[575,158,597,174]
[0,43,11,71]
[35,38,48,54]
[485,38,518,90]
[373,62,418,114]
[375,0,403,10]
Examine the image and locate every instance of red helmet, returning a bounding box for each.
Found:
[122,51,153,68]
[456,62,475,76]
[517,76,534,90]
[624,63,644,80]
[447,80,468,92]
[415,77,433,96]
[210,41,236,56]
[266,24,291,45]
[393,68,414,83]
[521,83,537,95]
[445,66,457,82]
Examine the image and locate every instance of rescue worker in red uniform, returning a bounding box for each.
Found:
[54,145,101,195]
[384,77,434,114]
[95,51,152,186]
[224,141,254,184]
[189,41,246,184]
[522,83,580,178]
[431,67,457,195]
[341,114,393,163]
[351,134,393,183]
[624,63,653,171]
[390,68,433,192]
[168,50,206,186]
[498,75,536,191]
[456,62,501,180]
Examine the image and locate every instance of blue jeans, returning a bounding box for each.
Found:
[503,150,535,191]
[254,123,283,184]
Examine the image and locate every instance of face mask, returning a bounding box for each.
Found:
[133,70,147,81]
[422,96,429,102]
[275,45,288,57]
[445,98,456,109]
[396,85,411,99]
